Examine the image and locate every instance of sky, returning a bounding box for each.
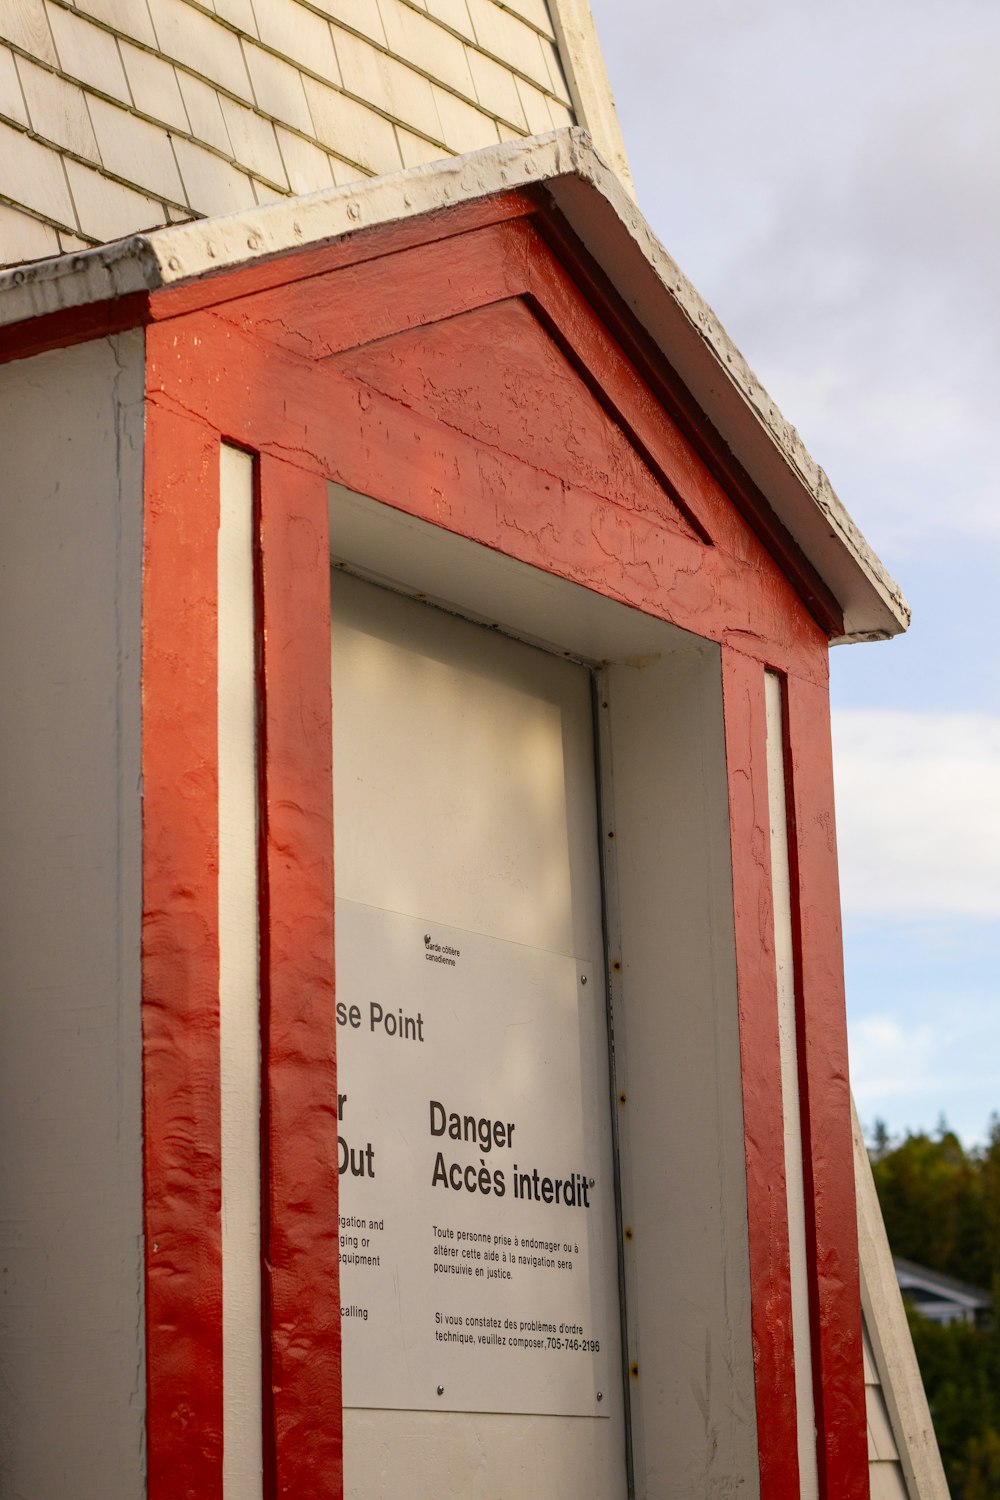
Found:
[588,0,1000,1147]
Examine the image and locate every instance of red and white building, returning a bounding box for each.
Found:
[0,6,948,1498]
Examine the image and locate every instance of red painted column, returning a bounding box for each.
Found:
[142,397,225,1500]
[784,671,869,1499]
[257,455,342,1497]
[721,646,801,1500]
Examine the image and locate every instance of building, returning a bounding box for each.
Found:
[0,4,950,1498]
[895,1258,993,1330]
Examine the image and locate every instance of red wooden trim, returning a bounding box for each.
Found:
[257,455,342,1497]
[0,194,537,367]
[206,217,531,363]
[0,289,150,366]
[151,309,829,685]
[142,397,224,1499]
[530,209,846,638]
[147,201,838,641]
[149,192,539,322]
[721,647,800,1500]
[784,671,868,1499]
[524,249,713,544]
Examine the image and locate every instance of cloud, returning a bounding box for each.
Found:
[848,992,1000,1145]
[592,0,1000,550]
[849,1015,938,1104]
[832,709,1000,918]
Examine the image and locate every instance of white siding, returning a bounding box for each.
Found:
[0,332,146,1498]
[864,1326,910,1500]
[0,0,585,265]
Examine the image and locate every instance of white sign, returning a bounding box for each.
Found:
[335,898,613,1417]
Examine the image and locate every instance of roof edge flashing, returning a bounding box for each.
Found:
[0,235,166,322]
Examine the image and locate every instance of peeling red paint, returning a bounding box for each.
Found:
[784,672,869,1498]
[257,456,341,1498]
[721,649,801,1499]
[142,406,224,1500]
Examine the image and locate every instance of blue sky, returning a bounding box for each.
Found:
[589,0,1000,1146]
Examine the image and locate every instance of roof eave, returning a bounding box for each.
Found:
[0,128,908,642]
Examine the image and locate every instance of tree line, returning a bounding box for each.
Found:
[870,1115,1000,1499]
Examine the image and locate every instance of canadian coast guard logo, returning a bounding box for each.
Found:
[424,933,460,967]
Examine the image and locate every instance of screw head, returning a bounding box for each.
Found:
[436,1385,444,1396]
[597,1391,604,1402]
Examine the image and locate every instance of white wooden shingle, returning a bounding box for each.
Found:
[422,0,476,42]
[64,156,167,240]
[314,0,388,48]
[466,46,526,128]
[501,0,555,36]
[72,0,158,49]
[539,34,571,103]
[869,1461,910,1500]
[513,73,552,133]
[465,0,550,87]
[0,45,30,127]
[45,4,131,104]
[251,178,284,205]
[219,95,287,185]
[146,0,253,101]
[396,124,447,167]
[213,0,259,37]
[173,134,257,213]
[332,27,440,140]
[274,125,337,193]
[0,0,58,68]
[328,153,366,185]
[120,41,188,131]
[377,0,476,99]
[243,44,314,135]
[431,82,499,151]
[251,0,340,84]
[16,56,101,161]
[0,118,76,225]
[302,72,402,173]
[866,1383,901,1463]
[0,201,62,262]
[177,71,231,152]
[88,96,185,199]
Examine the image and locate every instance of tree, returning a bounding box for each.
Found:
[870,1118,1000,1499]
[871,1120,990,1287]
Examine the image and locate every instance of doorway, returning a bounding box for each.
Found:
[331,568,628,1498]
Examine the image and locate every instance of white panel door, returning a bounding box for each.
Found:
[331,569,627,1499]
